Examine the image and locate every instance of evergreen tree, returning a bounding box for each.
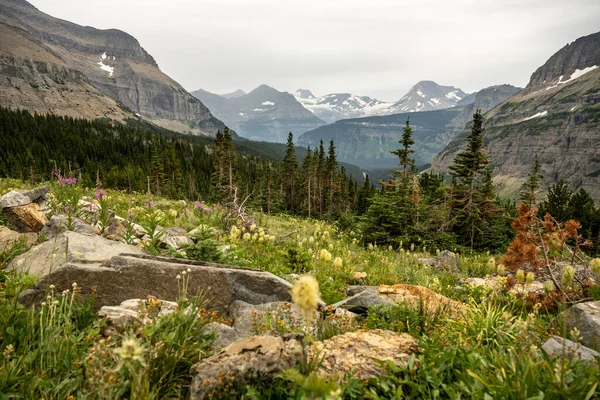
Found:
[281,132,298,212]
[520,155,542,208]
[390,117,415,178]
[540,180,572,222]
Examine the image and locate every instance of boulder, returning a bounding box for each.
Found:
[542,336,599,366]
[557,301,600,351]
[105,218,127,241]
[310,330,421,378]
[230,300,303,337]
[204,322,241,348]
[0,185,49,208]
[9,231,143,278]
[41,214,96,239]
[99,297,180,329]
[378,284,464,314]
[436,250,458,272]
[2,203,47,232]
[346,285,378,297]
[331,290,393,314]
[0,226,22,251]
[161,227,192,249]
[189,334,302,400]
[15,250,293,311]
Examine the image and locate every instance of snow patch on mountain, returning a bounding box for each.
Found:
[98,52,114,77]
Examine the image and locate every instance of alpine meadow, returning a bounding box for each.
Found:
[1,0,600,399]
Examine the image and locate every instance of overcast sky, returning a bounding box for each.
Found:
[29,0,600,101]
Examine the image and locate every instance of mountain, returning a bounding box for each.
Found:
[220,89,246,99]
[294,90,392,124]
[431,31,600,199]
[298,84,519,170]
[191,85,325,143]
[381,81,468,114]
[0,0,227,136]
[295,81,468,124]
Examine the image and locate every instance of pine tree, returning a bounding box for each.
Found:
[390,117,416,179]
[520,155,542,208]
[281,132,298,212]
[449,109,490,248]
[540,180,572,222]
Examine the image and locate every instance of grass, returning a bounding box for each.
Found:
[0,179,599,398]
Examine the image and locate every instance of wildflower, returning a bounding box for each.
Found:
[410,243,415,252]
[388,245,393,251]
[516,270,525,284]
[168,209,178,218]
[176,274,181,280]
[487,258,496,270]
[570,327,583,343]
[242,232,251,241]
[320,249,332,262]
[328,243,334,250]
[230,226,240,241]
[547,233,562,253]
[94,189,107,200]
[333,257,343,268]
[308,236,315,244]
[252,233,258,241]
[367,243,374,251]
[562,266,575,286]
[269,235,276,242]
[49,284,55,290]
[290,276,321,327]
[323,230,330,238]
[115,337,144,363]
[590,258,600,275]
[526,272,535,284]
[250,224,257,232]
[496,264,506,276]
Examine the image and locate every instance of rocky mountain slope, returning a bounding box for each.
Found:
[295,81,469,124]
[192,85,325,143]
[431,31,600,199]
[0,0,227,136]
[298,84,519,170]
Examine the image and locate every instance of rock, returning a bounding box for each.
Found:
[99,297,180,329]
[418,257,437,267]
[204,322,241,348]
[41,214,96,239]
[352,271,368,280]
[331,291,393,314]
[105,218,127,240]
[463,277,486,287]
[510,280,546,295]
[0,226,23,251]
[0,185,49,208]
[230,300,303,337]
[542,336,599,366]
[113,215,146,237]
[15,251,294,311]
[310,330,421,378]
[190,335,302,400]
[436,250,458,272]
[378,284,464,314]
[160,227,192,249]
[557,301,600,351]
[98,306,140,327]
[2,203,48,232]
[284,273,300,283]
[9,231,143,278]
[346,285,378,297]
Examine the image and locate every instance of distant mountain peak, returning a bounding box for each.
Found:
[295,89,316,99]
[220,89,246,99]
[388,81,468,113]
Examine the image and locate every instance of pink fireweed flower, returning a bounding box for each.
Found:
[194,202,213,213]
[95,189,107,200]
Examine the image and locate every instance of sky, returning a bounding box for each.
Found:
[28,0,600,101]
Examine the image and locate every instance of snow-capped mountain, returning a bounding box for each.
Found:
[295,81,469,123]
[294,89,393,123]
[380,81,468,114]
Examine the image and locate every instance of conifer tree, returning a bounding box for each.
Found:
[390,117,416,179]
[281,132,298,212]
[520,155,542,208]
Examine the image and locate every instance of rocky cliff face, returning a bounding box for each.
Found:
[431,31,600,199]
[0,0,226,136]
[192,85,324,143]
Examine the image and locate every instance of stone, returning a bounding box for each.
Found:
[41,214,96,239]
[310,330,421,378]
[15,251,293,311]
[99,297,180,329]
[230,300,303,337]
[346,285,378,297]
[190,334,302,400]
[160,227,192,249]
[98,306,140,327]
[542,336,599,366]
[0,185,49,208]
[9,231,143,278]
[204,322,241,348]
[2,203,48,232]
[418,257,437,267]
[436,250,458,272]
[105,218,127,240]
[378,284,464,314]
[464,277,486,287]
[557,301,600,351]
[0,226,23,251]
[331,290,393,314]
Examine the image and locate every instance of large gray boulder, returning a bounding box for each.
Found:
[230,300,303,337]
[14,239,293,310]
[557,301,600,351]
[332,290,393,314]
[41,215,96,239]
[0,185,49,208]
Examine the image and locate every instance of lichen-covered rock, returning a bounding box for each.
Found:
[436,250,458,272]
[190,335,302,400]
[378,284,463,314]
[229,300,303,337]
[542,336,599,365]
[310,330,421,378]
